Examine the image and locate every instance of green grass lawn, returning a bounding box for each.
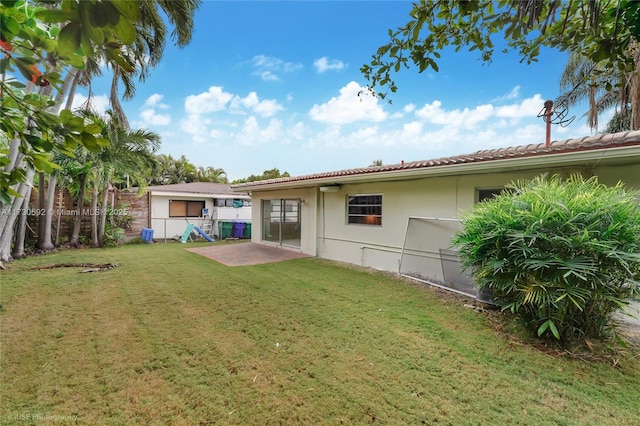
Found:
[1,242,639,425]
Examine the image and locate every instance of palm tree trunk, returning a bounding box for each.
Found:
[90,176,99,247]
[98,184,110,246]
[0,167,36,262]
[69,173,87,246]
[57,69,79,111]
[12,182,34,259]
[0,140,25,262]
[110,69,130,129]
[54,186,62,246]
[38,173,57,251]
[36,172,46,247]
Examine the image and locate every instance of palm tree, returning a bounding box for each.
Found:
[197,166,228,183]
[56,0,203,127]
[67,150,93,247]
[106,0,202,126]
[79,109,160,246]
[39,0,201,249]
[147,154,174,185]
[34,171,57,252]
[62,0,202,244]
[2,0,201,263]
[557,42,640,132]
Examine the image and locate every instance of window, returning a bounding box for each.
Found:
[214,198,252,207]
[477,188,505,203]
[262,199,301,247]
[347,194,382,225]
[169,200,205,217]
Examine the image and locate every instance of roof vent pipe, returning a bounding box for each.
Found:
[537,99,575,148]
[543,100,553,148]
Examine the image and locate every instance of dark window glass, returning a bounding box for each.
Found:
[477,188,504,203]
[169,200,205,217]
[347,195,382,226]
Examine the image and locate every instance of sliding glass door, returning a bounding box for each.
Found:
[262,199,301,248]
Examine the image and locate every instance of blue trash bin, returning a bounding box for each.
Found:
[232,222,245,238]
[141,228,154,243]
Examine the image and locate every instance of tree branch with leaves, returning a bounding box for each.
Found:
[362,0,640,101]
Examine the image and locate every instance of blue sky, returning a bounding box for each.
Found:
[81,0,597,181]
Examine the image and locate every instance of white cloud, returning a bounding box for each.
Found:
[404,104,416,114]
[236,117,284,146]
[313,56,347,73]
[136,94,172,127]
[391,102,417,119]
[495,94,545,118]
[491,86,521,103]
[241,116,260,136]
[415,101,494,129]
[250,54,302,81]
[286,122,306,142]
[401,121,423,138]
[154,84,589,181]
[180,114,212,143]
[258,70,279,82]
[252,55,281,69]
[139,109,171,126]
[144,93,169,109]
[232,92,283,117]
[412,94,547,130]
[309,81,387,124]
[185,86,234,115]
[252,99,283,117]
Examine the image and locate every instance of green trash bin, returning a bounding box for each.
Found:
[243,222,252,239]
[219,221,233,239]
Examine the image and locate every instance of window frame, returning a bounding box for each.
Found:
[169,200,206,217]
[346,193,383,226]
[476,188,505,203]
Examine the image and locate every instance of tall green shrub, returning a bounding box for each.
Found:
[452,175,640,343]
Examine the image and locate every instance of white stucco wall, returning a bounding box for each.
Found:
[248,163,640,280]
[249,187,317,255]
[149,193,251,240]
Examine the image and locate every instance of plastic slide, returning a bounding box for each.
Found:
[193,226,215,242]
[180,224,196,243]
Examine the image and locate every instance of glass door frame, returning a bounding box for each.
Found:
[261,198,301,248]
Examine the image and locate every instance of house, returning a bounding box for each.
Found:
[231,131,640,296]
[145,182,251,241]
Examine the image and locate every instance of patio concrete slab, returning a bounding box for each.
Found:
[186,242,309,266]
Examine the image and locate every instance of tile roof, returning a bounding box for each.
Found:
[232,130,640,189]
[147,182,248,195]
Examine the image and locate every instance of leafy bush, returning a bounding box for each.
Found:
[452,175,640,343]
[103,225,125,247]
[103,205,132,247]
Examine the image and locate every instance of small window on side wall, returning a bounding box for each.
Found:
[477,188,505,203]
[347,194,382,226]
[169,200,206,217]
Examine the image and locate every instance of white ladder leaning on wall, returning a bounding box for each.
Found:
[201,217,214,236]
[200,208,213,236]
